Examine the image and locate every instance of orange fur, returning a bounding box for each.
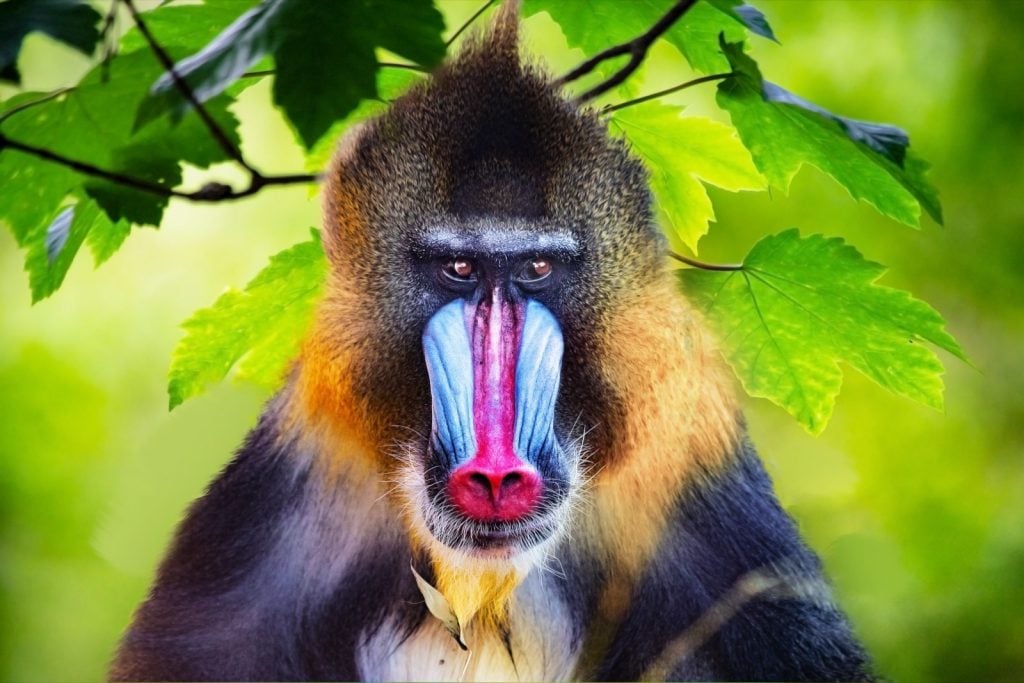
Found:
[290,132,395,472]
[588,267,739,585]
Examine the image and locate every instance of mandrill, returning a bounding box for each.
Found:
[112,5,872,682]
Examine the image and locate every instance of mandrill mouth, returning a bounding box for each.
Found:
[418,457,573,556]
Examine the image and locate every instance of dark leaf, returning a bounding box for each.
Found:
[0,0,102,84]
[137,0,446,147]
[0,49,242,298]
[134,0,280,130]
[762,82,908,165]
[716,39,942,226]
[705,0,778,42]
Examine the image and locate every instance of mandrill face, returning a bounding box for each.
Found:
[415,223,582,559]
[311,25,663,567]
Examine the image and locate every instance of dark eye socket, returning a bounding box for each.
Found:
[440,257,477,285]
[516,257,554,287]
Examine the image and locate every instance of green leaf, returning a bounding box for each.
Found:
[612,103,765,251]
[705,0,777,42]
[132,0,279,130]
[679,230,966,433]
[0,0,102,84]
[85,212,132,266]
[137,0,446,147]
[664,0,750,73]
[167,233,327,409]
[86,89,241,225]
[716,39,942,226]
[0,49,242,299]
[524,0,759,77]
[119,1,261,54]
[304,67,423,175]
[20,196,129,303]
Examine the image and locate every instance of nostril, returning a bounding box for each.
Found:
[468,472,495,498]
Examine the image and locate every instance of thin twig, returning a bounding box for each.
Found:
[668,250,744,272]
[446,0,496,47]
[121,0,256,175]
[557,0,698,104]
[0,88,74,124]
[0,133,319,202]
[602,73,731,114]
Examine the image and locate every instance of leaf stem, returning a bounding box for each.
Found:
[557,0,698,104]
[668,250,744,271]
[601,73,732,114]
[0,88,74,124]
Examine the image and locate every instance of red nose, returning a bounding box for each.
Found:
[448,463,542,522]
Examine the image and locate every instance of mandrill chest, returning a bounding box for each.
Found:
[357,572,580,681]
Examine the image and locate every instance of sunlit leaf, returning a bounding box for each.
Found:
[612,104,765,251]
[680,230,966,433]
[167,233,327,409]
[716,39,942,226]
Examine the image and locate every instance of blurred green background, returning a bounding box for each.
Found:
[2,1,1022,681]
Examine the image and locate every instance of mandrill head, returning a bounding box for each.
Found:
[299,4,669,573]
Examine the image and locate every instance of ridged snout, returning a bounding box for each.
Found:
[422,295,563,522]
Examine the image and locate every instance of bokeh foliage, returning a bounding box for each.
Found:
[1,1,1022,681]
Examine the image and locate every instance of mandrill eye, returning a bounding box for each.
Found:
[440,257,478,287]
[516,257,554,290]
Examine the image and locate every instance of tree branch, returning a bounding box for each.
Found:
[121,0,257,176]
[0,133,319,203]
[445,0,496,47]
[601,73,731,114]
[668,250,744,271]
[557,0,698,104]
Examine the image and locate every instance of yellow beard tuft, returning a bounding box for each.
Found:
[433,561,521,633]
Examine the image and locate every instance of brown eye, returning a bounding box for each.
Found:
[523,258,552,281]
[442,257,476,281]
